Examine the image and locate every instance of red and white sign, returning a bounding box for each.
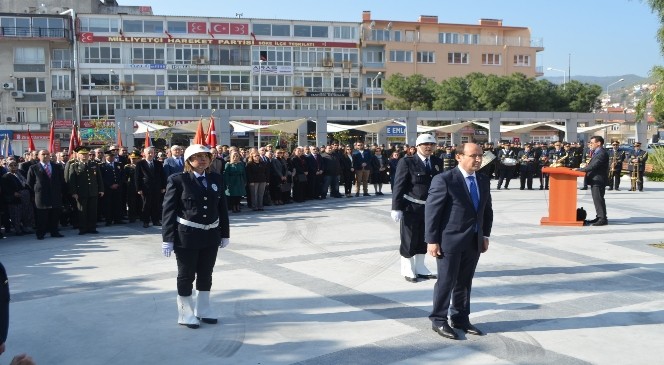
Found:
[209,23,230,34]
[53,119,74,129]
[14,132,50,140]
[80,120,115,128]
[188,22,206,34]
[229,23,248,35]
[80,32,94,43]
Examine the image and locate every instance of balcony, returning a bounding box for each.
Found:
[52,90,74,100]
[535,66,544,77]
[0,27,70,41]
[51,60,73,69]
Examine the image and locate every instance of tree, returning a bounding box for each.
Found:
[382,73,437,110]
[637,1,664,127]
[433,77,471,110]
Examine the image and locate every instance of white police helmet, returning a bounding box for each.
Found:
[416,134,437,146]
[184,144,212,161]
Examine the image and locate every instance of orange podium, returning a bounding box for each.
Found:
[540,167,586,226]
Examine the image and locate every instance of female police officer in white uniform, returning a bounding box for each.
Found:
[162,144,230,328]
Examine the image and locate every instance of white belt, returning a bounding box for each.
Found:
[403,194,426,205]
[177,217,219,230]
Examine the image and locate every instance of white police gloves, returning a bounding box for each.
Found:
[220,238,230,248]
[162,242,173,257]
[391,210,403,223]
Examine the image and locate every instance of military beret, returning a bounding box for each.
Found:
[74,147,89,154]
[128,151,141,159]
[634,142,642,147]
[104,150,114,155]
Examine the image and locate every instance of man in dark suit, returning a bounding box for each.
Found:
[425,143,493,340]
[135,147,166,228]
[27,150,66,240]
[352,141,372,196]
[576,135,609,226]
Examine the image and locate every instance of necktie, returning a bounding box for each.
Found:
[148,161,153,169]
[424,158,431,173]
[44,164,51,178]
[178,158,183,166]
[467,176,479,211]
[197,175,207,189]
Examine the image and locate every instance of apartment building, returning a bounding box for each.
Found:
[360,11,544,110]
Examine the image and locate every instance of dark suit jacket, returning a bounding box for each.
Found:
[0,262,8,345]
[135,159,166,193]
[1,173,28,205]
[578,147,609,186]
[352,149,372,170]
[27,162,65,209]
[162,172,229,249]
[424,168,493,253]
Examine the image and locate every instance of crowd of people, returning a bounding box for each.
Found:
[0,137,649,240]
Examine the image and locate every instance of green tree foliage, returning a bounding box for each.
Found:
[637,1,664,126]
[388,72,601,113]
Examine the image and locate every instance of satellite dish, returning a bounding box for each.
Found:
[369,21,375,30]
[386,22,393,31]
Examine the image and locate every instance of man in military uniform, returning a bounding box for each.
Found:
[496,142,516,190]
[100,150,126,225]
[439,145,457,172]
[123,151,142,223]
[607,141,626,191]
[67,147,104,235]
[391,134,443,283]
[562,143,577,168]
[627,142,648,191]
[517,144,536,190]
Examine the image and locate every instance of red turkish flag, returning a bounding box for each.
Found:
[188,22,206,34]
[193,120,206,145]
[205,117,217,147]
[229,23,248,35]
[80,32,93,43]
[144,129,151,148]
[68,124,79,157]
[27,127,36,151]
[48,121,55,153]
[210,23,230,34]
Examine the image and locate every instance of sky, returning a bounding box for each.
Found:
[117,0,663,78]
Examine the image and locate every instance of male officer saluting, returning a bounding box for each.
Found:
[68,146,104,235]
[391,134,443,283]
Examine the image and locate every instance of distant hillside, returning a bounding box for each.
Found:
[542,74,652,89]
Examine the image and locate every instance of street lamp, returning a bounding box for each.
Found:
[547,67,566,89]
[606,78,625,99]
[60,9,80,127]
[257,59,263,147]
[370,72,382,144]
[370,72,382,111]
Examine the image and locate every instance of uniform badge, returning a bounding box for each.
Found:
[211,183,218,191]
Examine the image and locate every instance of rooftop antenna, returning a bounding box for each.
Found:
[235,13,243,18]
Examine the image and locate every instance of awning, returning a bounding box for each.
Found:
[352,119,401,133]
[472,121,555,133]
[265,118,309,133]
[577,123,620,134]
[424,120,475,133]
[133,121,173,135]
[229,121,269,133]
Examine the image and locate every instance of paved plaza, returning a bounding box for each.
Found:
[2,176,664,364]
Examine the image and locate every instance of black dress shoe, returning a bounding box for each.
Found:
[152,222,162,226]
[363,193,370,196]
[417,273,437,279]
[432,322,458,340]
[105,222,113,226]
[591,220,608,226]
[586,217,599,224]
[78,231,86,235]
[355,192,360,197]
[404,276,418,283]
[451,322,485,336]
[615,188,620,191]
[607,187,613,191]
[36,235,45,240]
[89,230,99,234]
[579,187,588,190]
[51,233,64,238]
[197,317,218,324]
[143,223,150,228]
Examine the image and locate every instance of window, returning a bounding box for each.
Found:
[131,45,166,64]
[482,53,501,65]
[439,32,459,44]
[211,96,250,110]
[81,96,120,120]
[252,47,292,66]
[52,49,72,68]
[16,107,48,124]
[514,55,530,66]
[16,77,46,93]
[294,72,327,91]
[417,51,435,63]
[333,26,356,40]
[294,25,329,38]
[80,17,119,32]
[462,33,479,45]
[167,96,209,110]
[32,17,65,37]
[392,31,401,42]
[333,73,358,91]
[448,52,469,64]
[211,71,250,91]
[167,70,208,91]
[210,45,250,66]
[364,50,384,63]
[123,73,165,91]
[389,50,412,63]
[51,74,71,90]
[123,20,163,33]
[15,47,45,64]
[293,47,329,67]
[166,21,187,33]
[611,124,620,131]
[252,96,291,110]
[254,74,291,92]
[166,44,207,64]
[125,96,166,110]
[82,44,121,63]
[371,29,390,41]
[332,48,359,66]
[253,23,290,37]
[405,30,416,42]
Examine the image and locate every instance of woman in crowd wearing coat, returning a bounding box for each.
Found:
[370,147,387,195]
[388,151,401,190]
[223,151,246,213]
[245,150,269,211]
[340,145,355,198]
[290,147,309,203]
[161,144,230,329]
